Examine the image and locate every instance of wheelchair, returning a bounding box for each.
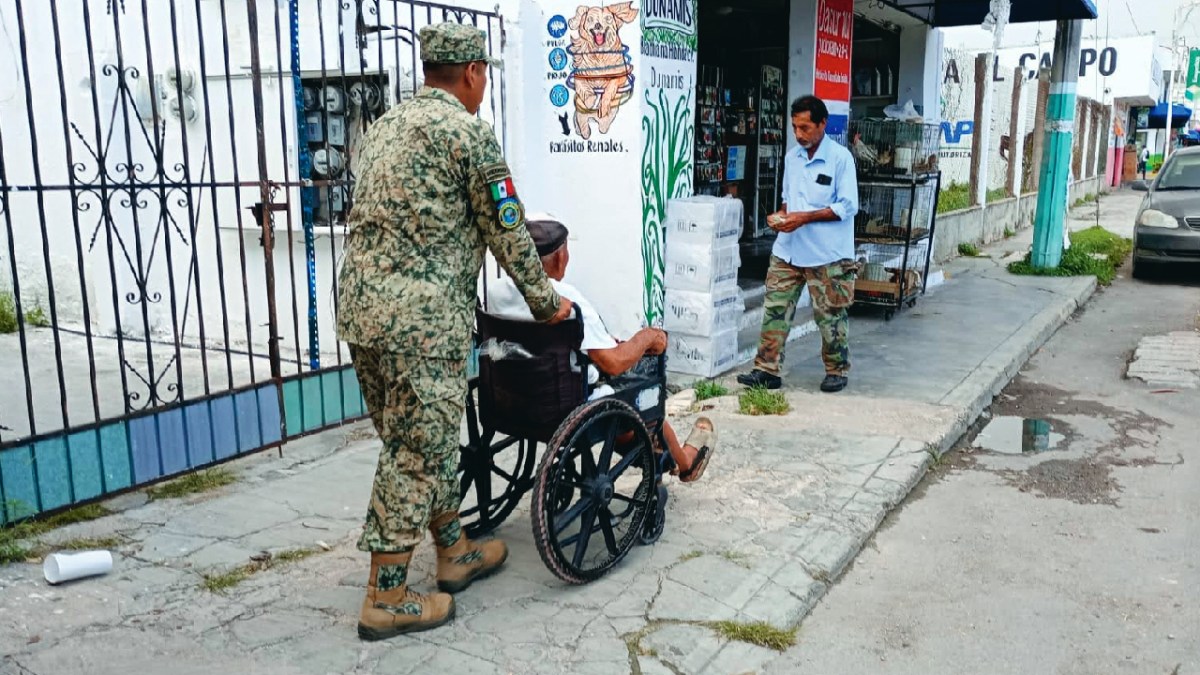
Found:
[456,306,674,585]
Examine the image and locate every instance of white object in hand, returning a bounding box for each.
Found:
[43,550,113,585]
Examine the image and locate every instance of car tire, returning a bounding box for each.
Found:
[1131,256,1152,280]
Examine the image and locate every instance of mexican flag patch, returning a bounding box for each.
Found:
[489,177,516,202]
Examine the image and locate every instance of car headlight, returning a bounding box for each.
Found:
[1138,209,1179,229]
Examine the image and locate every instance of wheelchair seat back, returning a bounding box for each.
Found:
[475,307,588,443]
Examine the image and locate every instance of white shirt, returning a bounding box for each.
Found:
[479,273,617,385]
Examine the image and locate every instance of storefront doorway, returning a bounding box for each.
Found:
[692,0,790,244]
[690,1,907,277]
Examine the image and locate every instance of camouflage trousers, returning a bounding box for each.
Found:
[350,345,467,553]
[753,256,856,376]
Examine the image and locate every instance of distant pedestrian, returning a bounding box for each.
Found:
[336,22,572,641]
[737,95,859,393]
[1140,145,1150,177]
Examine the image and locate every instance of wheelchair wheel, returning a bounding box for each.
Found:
[531,399,654,584]
[458,436,536,538]
[457,388,536,538]
[638,484,668,546]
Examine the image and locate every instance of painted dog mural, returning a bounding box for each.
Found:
[567,2,638,140]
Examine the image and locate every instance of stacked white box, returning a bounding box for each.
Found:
[664,196,743,247]
[664,286,743,335]
[664,243,741,291]
[663,196,744,378]
[666,330,739,377]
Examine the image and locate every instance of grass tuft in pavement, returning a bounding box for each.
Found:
[958,242,982,257]
[56,535,126,551]
[1,502,115,565]
[739,388,789,416]
[202,566,256,593]
[273,548,320,564]
[693,379,729,402]
[147,468,237,501]
[201,546,327,593]
[709,620,798,651]
[1007,225,1133,286]
[678,550,703,563]
[0,538,42,566]
[718,550,752,567]
[0,293,53,333]
[41,504,111,528]
[0,292,16,334]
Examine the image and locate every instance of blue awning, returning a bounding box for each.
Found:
[1144,102,1193,129]
[876,0,1098,27]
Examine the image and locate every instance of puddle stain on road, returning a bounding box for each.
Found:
[972,416,1065,455]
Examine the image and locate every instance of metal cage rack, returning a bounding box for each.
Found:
[849,118,942,180]
[853,173,942,319]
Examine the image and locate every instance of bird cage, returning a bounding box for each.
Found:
[849,119,942,179]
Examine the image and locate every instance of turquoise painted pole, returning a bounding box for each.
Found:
[1031,20,1083,269]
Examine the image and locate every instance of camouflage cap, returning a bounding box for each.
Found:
[419,22,502,68]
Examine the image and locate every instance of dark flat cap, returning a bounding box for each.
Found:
[526,214,569,256]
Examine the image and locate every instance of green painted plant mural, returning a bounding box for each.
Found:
[641,87,694,326]
[642,27,697,51]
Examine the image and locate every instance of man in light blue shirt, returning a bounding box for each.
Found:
[738,95,859,393]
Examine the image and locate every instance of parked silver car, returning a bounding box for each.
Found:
[1131,146,1200,278]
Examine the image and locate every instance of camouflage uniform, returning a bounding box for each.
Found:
[753,256,856,377]
[337,24,560,554]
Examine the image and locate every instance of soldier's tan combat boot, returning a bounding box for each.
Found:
[358,551,455,641]
[429,512,509,594]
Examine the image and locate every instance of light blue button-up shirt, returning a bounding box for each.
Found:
[773,137,859,268]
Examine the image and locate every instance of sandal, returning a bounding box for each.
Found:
[678,418,716,483]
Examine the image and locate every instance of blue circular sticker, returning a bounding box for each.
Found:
[547,14,568,39]
[549,84,570,107]
[497,198,522,229]
[548,48,568,72]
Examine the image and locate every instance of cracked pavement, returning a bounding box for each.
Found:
[0,197,1130,674]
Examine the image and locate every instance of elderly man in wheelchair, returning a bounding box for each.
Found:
[463,214,717,584]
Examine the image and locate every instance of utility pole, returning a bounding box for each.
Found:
[1031,19,1083,269]
[977,0,1011,207]
[1166,2,1200,162]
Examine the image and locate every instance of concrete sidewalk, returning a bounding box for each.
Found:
[0,200,1113,675]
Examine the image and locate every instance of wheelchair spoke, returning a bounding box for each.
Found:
[553,497,590,535]
[608,441,646,479]
[492,464,516,482]
[571,504,599,568]
[577,439,598,476]
[599,506,620,555]
[597,417,620,473]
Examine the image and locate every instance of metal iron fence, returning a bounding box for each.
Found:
[0,0,506,524]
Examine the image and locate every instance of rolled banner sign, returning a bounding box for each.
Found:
[43,550,113,585]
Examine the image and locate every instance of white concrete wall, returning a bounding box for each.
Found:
[897,25,942,118]
[786,0,819,153]
[1,0,500,365]
[933,177,1104,262]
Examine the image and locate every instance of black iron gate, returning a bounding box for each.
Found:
[0,0,506,524]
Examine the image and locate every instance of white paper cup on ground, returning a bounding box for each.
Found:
[43,550,113,585]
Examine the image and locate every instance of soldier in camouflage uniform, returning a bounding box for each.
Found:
[737,95,859,394]
[336,22,572,641]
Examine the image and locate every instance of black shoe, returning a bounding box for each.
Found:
[737,370,782,390]
[820,375,848,393]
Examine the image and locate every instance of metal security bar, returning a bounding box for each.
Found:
[0,0,505,524]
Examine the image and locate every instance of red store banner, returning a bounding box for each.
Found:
[813,0,853,133]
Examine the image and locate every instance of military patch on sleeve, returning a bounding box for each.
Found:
[497,197,524,230]
[479,162,511,186]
